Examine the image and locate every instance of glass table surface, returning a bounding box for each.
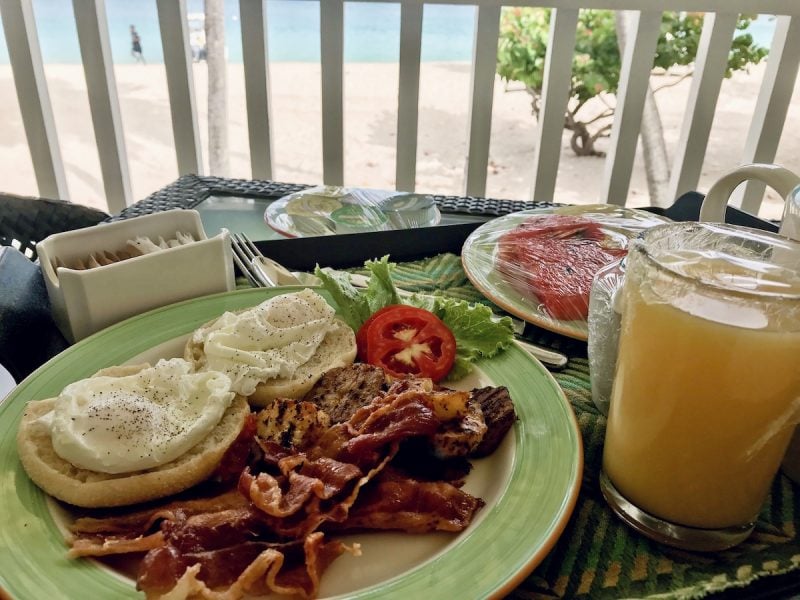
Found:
[194,194,491,241]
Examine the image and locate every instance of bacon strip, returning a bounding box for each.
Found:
[139,533,358,600]
[338,390,441,464]
[138,540,301,593]
[161,508,276,553]
[65,375,495,600]
[68,531,164,558]
[69,490,250,536]
[242,443,364,519]
[333,471,485,534]
[235,386,449,541]
[241,450,397,539]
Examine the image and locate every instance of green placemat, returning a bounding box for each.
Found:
[378,253,800,600]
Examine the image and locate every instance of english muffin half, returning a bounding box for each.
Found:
[17,364,251,508]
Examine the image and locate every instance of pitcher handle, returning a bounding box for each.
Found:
[699,163,800,240]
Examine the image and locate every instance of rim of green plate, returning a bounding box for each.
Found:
[0,287,582,599]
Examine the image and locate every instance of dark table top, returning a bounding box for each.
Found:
[1,176,795,600]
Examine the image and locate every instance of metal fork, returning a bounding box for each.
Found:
[230,233,277,287]
[231,233,320,287]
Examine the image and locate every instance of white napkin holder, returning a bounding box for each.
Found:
[37,210,235,343]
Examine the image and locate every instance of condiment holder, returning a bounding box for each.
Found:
[37,210,235,343]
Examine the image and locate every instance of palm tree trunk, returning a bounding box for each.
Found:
[615,11,671,207]
[205,0,228,176]
[640,87,671,207]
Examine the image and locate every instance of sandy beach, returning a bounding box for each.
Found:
[0,61,797,219]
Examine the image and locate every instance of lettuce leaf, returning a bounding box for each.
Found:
[315,256,515,380]
[314,256,402,331]
[312,266,371,331]
[362,256,402,313]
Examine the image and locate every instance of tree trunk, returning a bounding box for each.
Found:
[566,112,605,157]
[640,87,671,207]
[614,12,671,207]
[205,0,228,176]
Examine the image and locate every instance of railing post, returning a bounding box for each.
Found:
[733,15,800,215]
[156,0,203,176]
[464,4,501,198]
[667,12,738,204]
[73,0,133,213]
[530,8,579,203]
[0,0,68,200]
[395,2,423,193]
[320,0,345,186]
[600,10,662,206]
[240,0,275,181]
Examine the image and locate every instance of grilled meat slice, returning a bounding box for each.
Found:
[256,399,330,450]
[304,364,386,423]
[429,398,487,458]
[471,386,516,457]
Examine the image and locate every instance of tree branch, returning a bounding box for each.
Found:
[524,86,542,118]
[564,109,579,132]
[597,93,616,111]
[583,109,614,126]
[502,82,530,93]
[590,123,613,141]
[569,99,587,118]
[653,70,694,93]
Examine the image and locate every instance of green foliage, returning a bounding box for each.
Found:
[496,8,549,96]
[654,12,767,76]
[572,10,620,105]
[497,9,768,107]
[497,9,620,108]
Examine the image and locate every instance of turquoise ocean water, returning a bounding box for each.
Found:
[0,0,777,65]
[0,0,475,64]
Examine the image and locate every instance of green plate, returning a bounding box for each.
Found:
[462,204,671,341]
[0,288,582,599]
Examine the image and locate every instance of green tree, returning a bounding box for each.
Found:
[496,9,768,157]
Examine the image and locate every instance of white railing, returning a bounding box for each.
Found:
[1,0,799,215]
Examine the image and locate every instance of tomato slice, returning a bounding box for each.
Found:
[356,305,456,382]
[355,305,400,362]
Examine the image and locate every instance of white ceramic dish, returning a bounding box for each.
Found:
[0,287,582,599]
[37,210,235,342]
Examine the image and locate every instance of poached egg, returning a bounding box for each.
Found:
[190,289,339,396]
[42,358,234,474]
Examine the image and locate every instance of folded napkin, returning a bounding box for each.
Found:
[0,247,68,381]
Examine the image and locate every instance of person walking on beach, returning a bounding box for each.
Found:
[130,25,145,64]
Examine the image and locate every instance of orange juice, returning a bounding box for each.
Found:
[603,248,800,530]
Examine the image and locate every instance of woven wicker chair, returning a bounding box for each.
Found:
[0,193,109,260]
